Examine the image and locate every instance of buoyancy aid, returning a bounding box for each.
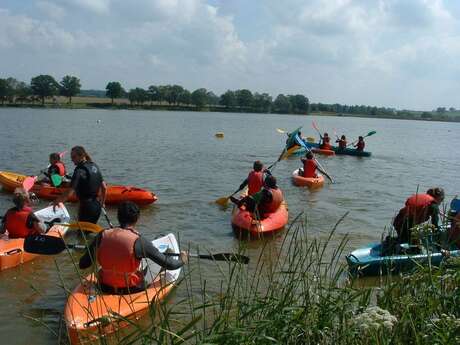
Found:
[260,187,284,213]
[98,228,143,289]
[356,141,365,151]
[4,206,34,239]
[247,171,264,196]
[303,159,317,178]
[405,194,435,223]
[338,140,347,149]
[55,162,66,176]
[320,136,331,150]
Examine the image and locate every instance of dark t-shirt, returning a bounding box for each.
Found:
[71,162,104,199]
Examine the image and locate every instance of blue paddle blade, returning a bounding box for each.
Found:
[50,174,62,187]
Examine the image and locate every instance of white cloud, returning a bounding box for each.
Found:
[36,1,66,20]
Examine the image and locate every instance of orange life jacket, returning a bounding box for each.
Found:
[97,228,143,289]
[303,159,317,178]
[260,187,284,213]
[55,162,66,176]
[320,137,331,150]
[247,170,264,196]
[405,194,435,223]
[4,207,34,239]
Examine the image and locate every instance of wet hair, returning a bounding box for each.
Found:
[359,136,364,140]
[71,146,93,162]
[253,160,263,172]
[265,175,277,188]
[324,132,329,137]
[49,153,60,161]
[341,135,346,140]
[13,188,29,209]
[427,187,444,201]
[117,201,140,228]
[306,151,313,159]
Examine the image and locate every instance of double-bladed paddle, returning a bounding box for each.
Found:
[347,131,377,147]
[23,235,250,264]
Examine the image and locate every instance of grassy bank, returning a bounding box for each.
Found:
[50,215,459,344]
[1,98,459,123]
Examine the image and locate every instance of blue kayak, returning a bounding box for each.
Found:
[346,242,460,277]
[291,141,372,157]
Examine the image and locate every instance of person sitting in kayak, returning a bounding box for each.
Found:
[0,188,45,239]
[335,135,347,150]
[39,153,67,187]
[238,161,269,196]
[354,136,365,152]
[447,198,460,249]
[231,175,283,217]
[53,146,107,224]
[79,201,188,294]
[319,133,331,150]
[392,187,444,244]
[299,151,328,178]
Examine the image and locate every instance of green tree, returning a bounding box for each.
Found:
[169,85,184,105]
[219,90,236,108]
[253,93,272,113]
[0,79,11,105]
[191,88,208,108]
[31,75,59,105]
[273,94,292,113]
[60,75,81,104]
[178,89,191,105]
[148,85,160,104]
[128,88,149,105]
[206,91,219,105]
[235,89,253,108]
[106,81,125,104]
[158,85,171,104]
[288,94,309,114]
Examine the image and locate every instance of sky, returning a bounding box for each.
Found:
[1,0,460,110]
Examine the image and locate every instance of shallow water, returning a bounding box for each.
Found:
[0,108,458,344]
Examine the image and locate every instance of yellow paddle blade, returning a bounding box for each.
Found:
[215,196,230,206]
[306,136,315,143]
[276,128,286,134]
[60,222,104,233]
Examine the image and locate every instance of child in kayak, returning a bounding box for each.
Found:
[299,151,328,178]
[354,136,365,151]
[40,152,68,187]
[335,135,347,150]
[238,161,271,196]
[319,133,331,150]
[0,188,45,239]
[79,201,188,294]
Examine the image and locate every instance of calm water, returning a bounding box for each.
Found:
[0,108,459,344]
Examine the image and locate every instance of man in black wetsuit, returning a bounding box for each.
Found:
[79,201,188,293]
[53,146,107,223]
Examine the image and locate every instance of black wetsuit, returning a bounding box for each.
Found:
[71,161,104,223]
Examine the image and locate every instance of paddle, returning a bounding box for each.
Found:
[59,221,104,233]
[101,207,114,228]
[23,235,250,263]
[22,176,37,192]
[312,120,323,139]
[215,187,244,207]
[347,130,377,147]
[50,174,63,187]
[303,146,334,183]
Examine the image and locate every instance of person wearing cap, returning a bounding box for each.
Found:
[0,188,46,238]
[231,175,284,217]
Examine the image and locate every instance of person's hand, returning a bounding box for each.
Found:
[52,199,60,212]
[180,251,189,264]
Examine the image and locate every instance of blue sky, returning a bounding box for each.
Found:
[1,0,460,110]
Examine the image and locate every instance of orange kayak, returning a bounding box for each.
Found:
[311,148,335,156]
[231,199,288,238]
[291,169,324,188]
[0,171,157,205]
[0,205,70,271]
[64,233,181,344]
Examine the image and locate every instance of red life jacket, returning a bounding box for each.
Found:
[247,170,264,196]
[320,137,331,150]
[356,141,365,151]
[260,187,284,213]
[404,194,435,223]
[55,162,66,176]
[338,140,347,149]
[4,207,34,239]
[97,228,143,289]
[303,159,317,178]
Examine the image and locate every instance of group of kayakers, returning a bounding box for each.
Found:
[320,132,365,152]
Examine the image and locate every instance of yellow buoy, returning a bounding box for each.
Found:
[215,132,224,138]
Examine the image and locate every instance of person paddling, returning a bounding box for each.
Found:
[53,146,107,224]
[335,135,347,150]
[39,152,67,187]
[299,152,328,178]
[231,175,284,217]
[79,201,188,294]
[1,188,45,238]
[319,132,331,150]
[238,161,269,196]
[354,136,365,152]
[392,187,444,244]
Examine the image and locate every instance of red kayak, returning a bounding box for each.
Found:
[231,200,288,238]
[311,148,335,156]
[0,171,157,206]
[291,169,324,188]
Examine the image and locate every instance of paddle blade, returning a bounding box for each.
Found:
[312,120,319,132]
[215,196,230,206]
[201,253,250,264]
[366,130,377,137]
[50,174,62,187]
[306,137,315,143]
[24,234,66,255]
[63,221,104,233]
[59,150,67,159]
[22,176,37,192]
[276,128,286,134]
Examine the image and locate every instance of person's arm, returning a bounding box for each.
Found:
[430,204,440,230]
[134,237,186,270]
[99,181,107,206]
[238,178,248,191]
[53,169,80,207]
[26,213,46,234]
[79,233,102,269]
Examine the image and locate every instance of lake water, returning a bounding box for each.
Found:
[0,108,458,344]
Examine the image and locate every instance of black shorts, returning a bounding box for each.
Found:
[78,199,101,224]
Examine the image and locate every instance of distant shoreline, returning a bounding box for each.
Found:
[1,99,459,123]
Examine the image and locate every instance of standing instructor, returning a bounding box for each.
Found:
[53,146,107,224]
